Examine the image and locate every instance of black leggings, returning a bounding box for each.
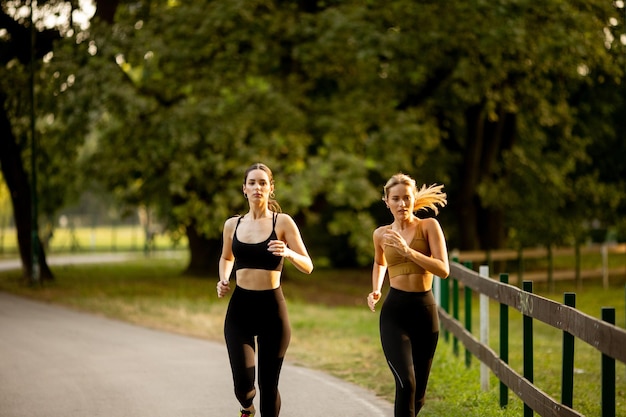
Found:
[224,287,291,417]
[380,288,439,417]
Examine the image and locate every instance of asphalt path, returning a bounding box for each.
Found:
[0,257,393,417]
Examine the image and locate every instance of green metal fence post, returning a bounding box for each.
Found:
[523,280,534,417]
[601,307,616,417]
[562,293,576,408]
[441,258,455,342]
[453,277,459,357]
[464,285,472,367]
[440,276,449,341]
[499,273,509,408]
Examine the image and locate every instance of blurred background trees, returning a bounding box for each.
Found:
[1,0,624,278]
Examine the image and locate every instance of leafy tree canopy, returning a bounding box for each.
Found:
[1,0,624,275]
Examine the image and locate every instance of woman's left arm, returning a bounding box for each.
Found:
[269,213,314,274]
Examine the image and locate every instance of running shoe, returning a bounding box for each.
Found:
[239,408,255,417]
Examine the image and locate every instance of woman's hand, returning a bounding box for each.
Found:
[383,230,409,255]
[216,280,231,298]
[268,239,290,258]
[367,291,381,312]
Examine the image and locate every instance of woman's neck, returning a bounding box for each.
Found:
[248,205,270,220]
[393,215,416,230]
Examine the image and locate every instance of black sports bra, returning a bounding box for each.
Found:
[232,213,283,271]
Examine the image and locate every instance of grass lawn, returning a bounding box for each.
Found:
[0,226,185,255]
[0,254,624,416]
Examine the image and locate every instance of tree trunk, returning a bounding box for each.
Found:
[456,105,484,250]
[456,105,516,251]
[0,91,53,281]
[93,0,121,23]
[479,207,506,249]
[183,223,220,277]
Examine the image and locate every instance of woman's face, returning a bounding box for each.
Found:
[386,184,414,220]
[243,169,273,202]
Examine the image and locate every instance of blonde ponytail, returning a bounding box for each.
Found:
[414,183,447,215]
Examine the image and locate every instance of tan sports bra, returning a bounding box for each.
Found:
[384,221,432,279]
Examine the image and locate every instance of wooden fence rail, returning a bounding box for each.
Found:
[455,244,626,287]
[456,244,626,263]
[437,262,626,416]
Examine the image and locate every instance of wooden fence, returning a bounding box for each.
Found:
[436,262,626,417]
[454,243,626,288]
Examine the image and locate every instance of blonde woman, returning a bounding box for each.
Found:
[367,173,449,416]
[217,163,313,417]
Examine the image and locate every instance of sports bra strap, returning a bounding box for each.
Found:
[232,212,279,244]
[235,212,277,230]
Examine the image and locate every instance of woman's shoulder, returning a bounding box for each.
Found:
[419,217,443,235]
[420,217,441,227]
[223,215,241,229]
[373,224,391,238]
[275,212,296,227]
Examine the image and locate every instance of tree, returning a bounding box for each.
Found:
[282,0,624,255]
[0,0,127,280]
[0,1,61,280]
[51,1,315,274]
[5,0,623,278]
[365,0,625,251]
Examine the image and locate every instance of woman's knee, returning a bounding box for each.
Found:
[234,385,256,408]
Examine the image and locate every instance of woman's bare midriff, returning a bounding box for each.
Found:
[236,269,282,290]
[389,273,433,293]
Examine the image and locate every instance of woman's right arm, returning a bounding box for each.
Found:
[368,227,387,312]
[217,218,236,298]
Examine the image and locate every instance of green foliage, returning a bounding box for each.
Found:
[3,0,624,270]
[0,175,11,252]
[70,1,315,239]
[0,1,90,219]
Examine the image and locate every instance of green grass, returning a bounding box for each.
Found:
[0,226,186,254]
[0,256,624,416]
[525,249,626,271]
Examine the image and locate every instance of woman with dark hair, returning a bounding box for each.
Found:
[367,173,449,416]
[217,163,313,417]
